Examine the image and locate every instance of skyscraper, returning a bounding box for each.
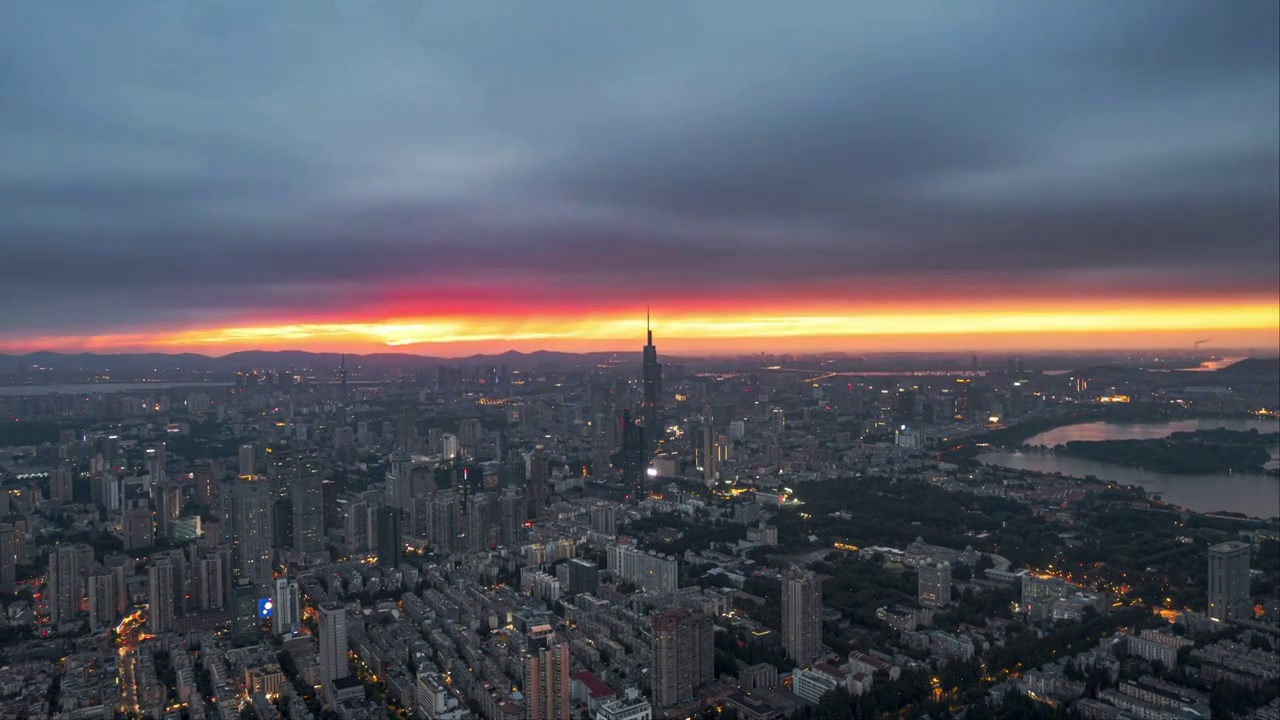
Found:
[47,543,81,624]
[641,310,663,453]
[88,567,119,630]
[523,642,571,720]
[272,577,301,636]
[376,507,401,569]
[1207,541,1251,621]
[49,463,74,503]
[918,560,952,608]
[318,601,350,686]
[122,507,154,551]
[238,444,255,478]
[782,566,823,666]
[0,524,17,591]
[233,483,275,585]
[527,446,550,518]
[651,608,713,708]
[148,556,179,633]
[701,409,717,484]
[292,453,325,553]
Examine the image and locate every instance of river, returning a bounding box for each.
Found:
[978,418,1280,518]
[0,382,234,397]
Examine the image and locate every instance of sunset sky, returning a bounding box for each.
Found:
[1,2,1277,356]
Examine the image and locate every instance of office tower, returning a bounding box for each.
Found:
[273,577,301,636]
[1208,541,1252,621]
[231,581,261,647]
[0,524,16,591]
[292,458,325,553]
[701,410,716,483]
[155,481,181,539]
[782,567,823,666]
[590,505,617,535]
[322,480,339,530]
[238,444,255,477]
[100,474,121,513]
[273,498,294,550]
[122,507,154,551]
[386,450,413,512]
[527,446,550,518]
[651,608,713,708]
[47,543,80,624]
[376,507,401,569]
[356,421,371,447]
[148,556,178,633]
[918,560,952,608]
[145,442,166,482]
[319,601,350,684]
[641,311,663,449]
[49,463,74,503]
[523,642,571,720]
[567,558,600,595]
[264,442,295,499]
[88,568,119,630]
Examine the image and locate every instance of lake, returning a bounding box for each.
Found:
[978,418,1280,518]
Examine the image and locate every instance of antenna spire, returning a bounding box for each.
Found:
[646,307,652,345]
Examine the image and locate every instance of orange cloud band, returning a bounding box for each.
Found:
[2,300,1276,354]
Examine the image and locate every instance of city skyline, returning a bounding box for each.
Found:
[1,2,1277,355]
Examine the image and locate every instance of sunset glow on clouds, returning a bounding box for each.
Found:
[0,2,1276,355]
[4,300,1276,356]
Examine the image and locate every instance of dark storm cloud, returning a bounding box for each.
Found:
[0,1,1276,334]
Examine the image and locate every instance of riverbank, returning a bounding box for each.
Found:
[1059,430,1280,475]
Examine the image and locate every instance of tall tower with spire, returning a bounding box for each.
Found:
[641,309,663,456]
[339,354,347,400]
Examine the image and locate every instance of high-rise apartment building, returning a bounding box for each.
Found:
[148,556,179,633]
[651,608,713,708]
[523,642,571,720]
[918,560,952,608]
[87,567,119,630]
[233,482,275,584]
[606,543,677,594]
[122,507,154,551]
[50,463,74,503]
[1207,541,1251,621]
[782,567,823,666]
[590,504,617,535]
[47,543,81,624]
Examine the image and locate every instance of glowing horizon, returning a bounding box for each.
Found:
[3,298,1276,356]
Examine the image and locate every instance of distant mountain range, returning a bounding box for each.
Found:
[0,349,640,372]
[0,350,1274,376]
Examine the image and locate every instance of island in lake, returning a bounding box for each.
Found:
[1058,428,1280,475]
